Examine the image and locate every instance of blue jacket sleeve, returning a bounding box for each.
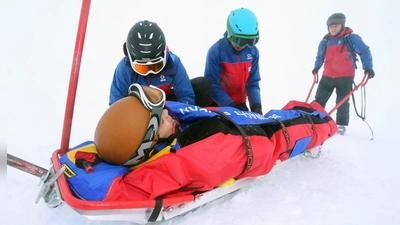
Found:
[109,58,135,105]
[314,40,326,69]
[349,33,373,70]
[168,54,195,105]
[246,48,262,107]
[204,44,234,106]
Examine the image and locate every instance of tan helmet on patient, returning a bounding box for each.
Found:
[94,84,165,166]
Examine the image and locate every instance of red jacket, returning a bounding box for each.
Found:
[313,28,373,78]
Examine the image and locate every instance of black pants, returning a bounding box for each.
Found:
[315,76,353,126]
[167,77,211,107]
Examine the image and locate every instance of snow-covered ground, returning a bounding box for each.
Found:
[5,0,400,224]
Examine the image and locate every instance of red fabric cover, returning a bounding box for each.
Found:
[104,101,337,201]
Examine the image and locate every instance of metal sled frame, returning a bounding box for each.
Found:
[306,72,370,112]
[50,148,294,223]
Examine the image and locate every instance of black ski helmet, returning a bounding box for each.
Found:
[126,20,166,61]
[326,13,346,27]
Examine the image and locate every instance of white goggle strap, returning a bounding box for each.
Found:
[128,83,166,111]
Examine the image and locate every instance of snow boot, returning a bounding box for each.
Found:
[337,125,346,135]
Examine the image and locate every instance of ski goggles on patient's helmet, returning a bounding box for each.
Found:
[227,22,259,48]
[127,46,167,76]
[125,83,166,166]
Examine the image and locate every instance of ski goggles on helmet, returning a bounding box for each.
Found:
[127,47,167,76]
[229,34,259,48]
[125,83,166,166]
[327,18,343,26]
[128,83,166,112]
[227,24,259,48]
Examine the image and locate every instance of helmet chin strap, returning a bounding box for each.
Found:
[156,134,175,146]
[156,120,180,145]
[123,42,128,57]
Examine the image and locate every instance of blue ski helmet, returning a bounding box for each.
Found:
[227,8,259,37]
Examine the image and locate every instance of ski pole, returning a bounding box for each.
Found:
[328,72,369,116]
[305,72,319,103]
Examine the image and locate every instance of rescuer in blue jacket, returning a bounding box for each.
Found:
[311,13,374,135]
[204,8,263,115]
[110,20,211,107]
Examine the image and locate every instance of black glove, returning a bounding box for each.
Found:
[312,68,319,75]
[229,102,249,111]
[365,69,375,79]
[251,104,263,115]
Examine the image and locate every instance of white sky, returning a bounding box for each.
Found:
[4,0,400,224]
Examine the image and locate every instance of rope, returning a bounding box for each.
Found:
[351,82,374,140]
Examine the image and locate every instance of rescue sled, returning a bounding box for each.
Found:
[7,0,371,224]
[50,146,309,223]
[8,142,321,224]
